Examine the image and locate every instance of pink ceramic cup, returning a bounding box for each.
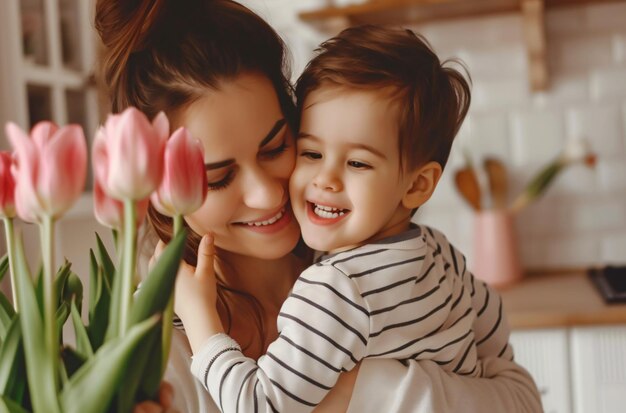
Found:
[471,210,523,288]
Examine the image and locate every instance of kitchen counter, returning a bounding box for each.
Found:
[499,269,626,329]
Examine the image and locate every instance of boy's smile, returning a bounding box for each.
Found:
[290,86,415,253]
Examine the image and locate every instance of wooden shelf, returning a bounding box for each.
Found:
[299,0,626,91]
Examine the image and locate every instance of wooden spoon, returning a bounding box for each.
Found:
[483,157,508,210]
[454,167,481,211]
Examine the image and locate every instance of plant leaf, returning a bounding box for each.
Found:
[88,249,100,320]
[56,302,70,343]
[0,293,14,342]
[95,233,115,289]
[87,266,110,352]
[63,272,83,316]
[60,346,87,381]
[0,254,8,283]
[71,300,93,359]
[114,327,160,413]
[129,229,186,325]
[0,395,29,413]
[0,316,22,393]
[14,232,61,413]
[59,315,159,413]
[53,260,72,307]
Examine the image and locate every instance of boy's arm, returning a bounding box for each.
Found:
[189,264,370,413]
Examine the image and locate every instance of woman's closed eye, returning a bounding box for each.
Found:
[260,139,289,160]
[207,169,235,191]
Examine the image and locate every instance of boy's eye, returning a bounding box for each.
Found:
[300,150,322,160]
[207,169,235,191]
[348,160,371,169]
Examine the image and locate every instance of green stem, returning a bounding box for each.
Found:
[162,215,183,375]
[3,217,18,309]
[41,215,58,390]
[120,199,137,336]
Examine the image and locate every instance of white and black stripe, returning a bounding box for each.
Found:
[191,225,513,413]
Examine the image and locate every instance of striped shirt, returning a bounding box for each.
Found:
[190,225,512,413]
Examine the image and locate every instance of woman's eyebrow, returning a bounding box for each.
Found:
[204,119,287,170]
[258,118,287,148]
[205,159,234,171]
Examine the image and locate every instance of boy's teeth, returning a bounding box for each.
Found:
[314,204,346,219]
[246,209,284,226]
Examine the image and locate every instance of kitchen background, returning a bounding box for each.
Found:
[239,0,626,272]
[0,1,625,412]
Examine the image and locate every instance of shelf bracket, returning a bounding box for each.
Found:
[521,0,549,91]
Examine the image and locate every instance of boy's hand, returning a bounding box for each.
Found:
[152,234,225,353]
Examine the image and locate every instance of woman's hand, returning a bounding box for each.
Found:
[133,381,178,413]
[151,234,225,354]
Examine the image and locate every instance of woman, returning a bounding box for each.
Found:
[95,0,542,412]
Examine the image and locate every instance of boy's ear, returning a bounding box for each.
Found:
[402,161,443,210]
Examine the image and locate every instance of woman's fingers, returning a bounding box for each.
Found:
[149,240,167,272]
[195,233,215,281]
[158,380,174,408]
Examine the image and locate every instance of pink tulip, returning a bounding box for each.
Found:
[0,151,16,218]
[93,174,149,230]
[92,107,168,201]
[5,121,87,222]
[151,127,207,217]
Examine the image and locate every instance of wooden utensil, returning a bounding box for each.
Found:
[483,157,508,210]
[454,167,481,211]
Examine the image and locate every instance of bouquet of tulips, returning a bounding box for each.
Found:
[0,107,207,412]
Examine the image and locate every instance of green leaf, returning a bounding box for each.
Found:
[53,260,72,308]
[114,327,160,413]
[87,268,110,352]
[71,300,93,359]
[59,315,160,413]
[62,272,83,317]
[55,302,70,343]
[13,233,61,413]
[95,233,115,289]
[129,230,186,325]
[0,395,29,413]
[0,254,8,283]
[0,294,15,342]
[60,346,87,380]
[0,316,22,393]
[88,249,100,320]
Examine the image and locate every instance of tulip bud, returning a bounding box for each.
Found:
[0,151,16,218]
[151,127,207,217]
[5,121,87,222]
[92,107,168,201]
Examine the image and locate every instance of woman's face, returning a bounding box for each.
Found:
[175,73,300,259]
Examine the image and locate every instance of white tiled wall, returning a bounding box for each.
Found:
[242,0,626,270]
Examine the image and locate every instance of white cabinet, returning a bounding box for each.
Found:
[0,0,104,274]
[570,326,626,413]
[510,328,572,413]
[511,325,626,413]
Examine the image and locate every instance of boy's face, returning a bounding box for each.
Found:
[290,87,414,253]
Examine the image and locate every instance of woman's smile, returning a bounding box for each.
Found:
[233,203,295,234]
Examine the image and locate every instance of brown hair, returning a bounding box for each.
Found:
[296,25,471,172]
[95,0,298,350]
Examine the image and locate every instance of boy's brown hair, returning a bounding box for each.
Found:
[296,25,471,172]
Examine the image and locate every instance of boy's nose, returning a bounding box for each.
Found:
[313,169,342,192]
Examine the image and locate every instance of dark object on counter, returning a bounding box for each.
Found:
[589,265,626,303]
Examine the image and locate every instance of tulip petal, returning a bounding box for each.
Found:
[30,121,59,152]
[38,125,87,218]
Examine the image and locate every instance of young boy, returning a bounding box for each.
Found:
[186,25,512,412]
